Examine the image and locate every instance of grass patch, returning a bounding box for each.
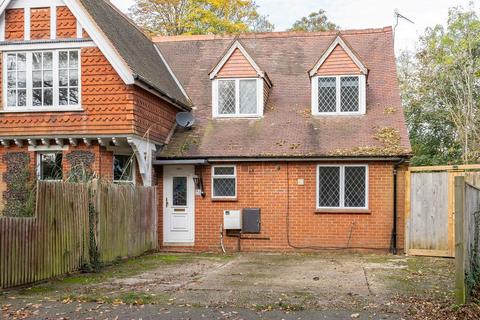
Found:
[62,291,170,305]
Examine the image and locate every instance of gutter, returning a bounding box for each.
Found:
[153,159,208,165]
[155,156,406,164]
[133,74,192,111]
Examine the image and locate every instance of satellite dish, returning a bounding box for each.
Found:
[176,112,195,129]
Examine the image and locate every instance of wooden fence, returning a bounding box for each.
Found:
[405,165,480,257]
[95,181,157,262]
[0,180,157,289]
[0,182,90,289]
[455,174,480,304]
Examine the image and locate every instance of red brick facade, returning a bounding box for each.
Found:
[157,162,406,252]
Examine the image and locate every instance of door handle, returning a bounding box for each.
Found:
[166,198,169,208]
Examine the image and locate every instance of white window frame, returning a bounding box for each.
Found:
[211,165,237,199]
[212,78,263,118]
[113,153,136,185]
[36,151,63,181]
[311,75,366,116]
[2,48,82,112]
[316,164,369,210]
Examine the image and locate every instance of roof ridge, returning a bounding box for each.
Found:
[153,27,393,43]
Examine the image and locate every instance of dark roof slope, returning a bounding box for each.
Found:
[79,0,190,108]
[155,28,411,159]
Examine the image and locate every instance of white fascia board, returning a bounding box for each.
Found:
[209,40,264,80]
[154,44,191,103]
[309,36,368,77]
[0,40,95,51]
[63,0,134,85]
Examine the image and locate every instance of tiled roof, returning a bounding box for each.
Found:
[79,0,191,108]
[155,28,411,159]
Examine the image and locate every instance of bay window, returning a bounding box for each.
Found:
[4,50,81,111]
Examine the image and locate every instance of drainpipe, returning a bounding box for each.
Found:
[391,158,406,255]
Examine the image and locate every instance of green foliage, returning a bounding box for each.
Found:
[2,152,36,217]
[288,9,338,32]
[398,5,480,165]
[129,0,274,36]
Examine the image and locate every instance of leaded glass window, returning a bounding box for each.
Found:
[212,166,236,198]
[216,79,258,116]
[218,80,235,115]
[318,77,336,113]
[315,76,363,114]
[341,77,359,112]
[318,165,368,209]
[173,177,188,206]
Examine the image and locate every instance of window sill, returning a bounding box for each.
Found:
[312,112,364,117]
[211,198,238,202]
[214,115,263,119]
[315,208,371,214]
[0,107,84,113]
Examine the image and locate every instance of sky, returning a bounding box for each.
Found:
[111,0,480,53]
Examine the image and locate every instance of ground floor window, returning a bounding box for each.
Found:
[37,152,63,181]
[317,165,368,209]
[212,165,237,199]
[113,154,134,183]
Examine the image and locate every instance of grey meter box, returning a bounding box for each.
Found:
[242,208,261,233]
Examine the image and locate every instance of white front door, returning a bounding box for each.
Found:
[163,165,195,244]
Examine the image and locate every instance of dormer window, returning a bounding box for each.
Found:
[313,75,366,115]
[309,35,368,116]
[214,78,261,117]
[210,40,271,118]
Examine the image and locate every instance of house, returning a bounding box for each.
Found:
[0,0,411,252]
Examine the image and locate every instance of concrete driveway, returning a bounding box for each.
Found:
[0,252,457,319]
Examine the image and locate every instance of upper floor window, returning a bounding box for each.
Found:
[312,75,366,116]
[4,49,81,111]
[213,78,262,118]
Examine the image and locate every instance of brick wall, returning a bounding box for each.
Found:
[157,161,406,253]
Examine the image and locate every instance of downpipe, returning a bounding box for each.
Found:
[391,158,406,255]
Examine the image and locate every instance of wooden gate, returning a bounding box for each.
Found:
[405,165,480,257]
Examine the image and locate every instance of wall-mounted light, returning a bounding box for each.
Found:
[193,175,205,197]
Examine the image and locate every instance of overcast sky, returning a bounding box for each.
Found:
[111,0,479,53]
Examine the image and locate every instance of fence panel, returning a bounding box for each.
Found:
[406,171,453,257]
[0,182,90,289]
[1,180,158,289]
[455,174,480,304]
[94,181,157,263]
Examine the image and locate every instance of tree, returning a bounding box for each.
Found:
[129,0,190,36]
[398,6,480,165]
[288,9,338,32]
[129,0,274,36]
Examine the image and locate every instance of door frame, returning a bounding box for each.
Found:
[163,165,195,246]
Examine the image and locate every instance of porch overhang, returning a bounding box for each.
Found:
[0,134,159,187]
